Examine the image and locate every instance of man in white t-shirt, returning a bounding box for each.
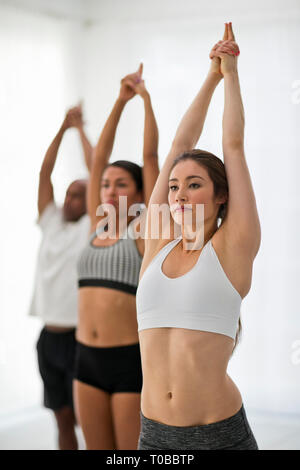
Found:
[29,105,92,450]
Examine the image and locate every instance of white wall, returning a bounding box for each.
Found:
[1,0,300,418]
[0,3,87,416]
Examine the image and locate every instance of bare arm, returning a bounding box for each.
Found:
[38,118,69,216]
[213,23,261,256]
[78,125,93,172]
[145,25,232,213]
[67,105,94,172]
[141,92,159,207]
[139,27,233,253]
[125,68,159,208]
[88,67,142,228]
[87,98,127,227]
[147,71,222,212]
[222,70,245,148]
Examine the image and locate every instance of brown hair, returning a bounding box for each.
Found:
[170,149,241,354]
[107,160,143,193]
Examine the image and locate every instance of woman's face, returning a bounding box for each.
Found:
[100,166,142,219]
[168,159,225,227]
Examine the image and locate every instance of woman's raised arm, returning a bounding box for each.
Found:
[146,27,229,212]
[141,26,229,248]
[124,65,159,207]
[212,22,261,257]
[87,67,141,228]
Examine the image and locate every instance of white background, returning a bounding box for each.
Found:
[0,0,300,419]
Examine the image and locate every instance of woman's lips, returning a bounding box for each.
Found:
[105,200,118,205]
[175,207,192,212]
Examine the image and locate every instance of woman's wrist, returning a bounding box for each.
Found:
[116,95,129,106]
[59,122,68,134]
[223,69,239,78]
[207,69,223,83]
[77,124,85,134]
[141,90,150,102]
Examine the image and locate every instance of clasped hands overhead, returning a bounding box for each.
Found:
[209,22,240,76]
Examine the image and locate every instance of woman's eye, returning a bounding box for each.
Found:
[169,184,201,191]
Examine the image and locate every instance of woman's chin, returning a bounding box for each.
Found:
[172,211,195,226]
[171,212,182,225]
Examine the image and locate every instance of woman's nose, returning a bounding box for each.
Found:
[176,191,187,202]
[106,186,116,195]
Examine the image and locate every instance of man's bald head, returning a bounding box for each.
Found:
[63,179,88,222]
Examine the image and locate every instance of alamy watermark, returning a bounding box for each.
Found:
[291,80,300,104]
[0,340,7,366]
[95,196,206,250]
[291,339,300,366]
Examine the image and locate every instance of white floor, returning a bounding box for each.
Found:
[0,406,299,450]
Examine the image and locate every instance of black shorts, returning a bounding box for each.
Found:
[74,341,143,394]
[36,327,76,411]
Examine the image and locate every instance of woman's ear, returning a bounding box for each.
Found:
[215,193,228,209]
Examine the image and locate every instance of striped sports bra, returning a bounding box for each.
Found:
[77,219,143,295]
[136,236,242,340]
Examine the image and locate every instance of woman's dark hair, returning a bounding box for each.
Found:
[108,160,143,193]
[169,149,241,354]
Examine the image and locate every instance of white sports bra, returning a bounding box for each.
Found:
[136,236,242,340]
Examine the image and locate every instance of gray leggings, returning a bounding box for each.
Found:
[138,405,259,450]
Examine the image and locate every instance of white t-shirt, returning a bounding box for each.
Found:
[28,202,90,327]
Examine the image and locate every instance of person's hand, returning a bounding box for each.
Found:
[67,105,84,129]
[209,23,229,77]
[61,105,83,131]
[119,64,143,102]
[210,22,240,76]
[122,64,149,99]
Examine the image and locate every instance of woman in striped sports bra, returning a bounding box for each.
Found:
[74,64,159,449]
[136,23,261,449]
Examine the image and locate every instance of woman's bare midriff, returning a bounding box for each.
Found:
[45,325,75,332]
[139,328,243,426]
[76,287,139,346]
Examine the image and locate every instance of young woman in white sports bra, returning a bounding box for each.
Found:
[136,23,261,450]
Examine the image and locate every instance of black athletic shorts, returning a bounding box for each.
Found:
[74,341,143,394]
[36,327,76,411]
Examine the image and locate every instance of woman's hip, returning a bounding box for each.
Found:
[138,404,258,450]
[74,340,143,394]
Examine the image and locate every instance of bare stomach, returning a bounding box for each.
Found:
[45,325,75,332]
[139,328,243,426]
[76,287,139,346]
